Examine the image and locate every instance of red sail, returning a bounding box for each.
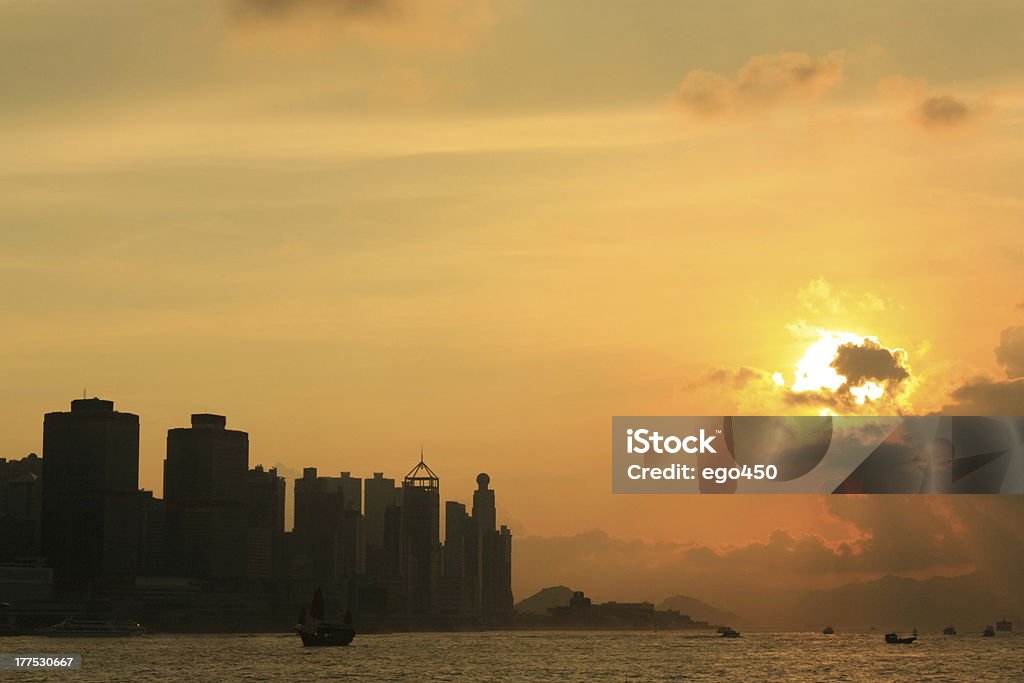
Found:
[311,587,325,620]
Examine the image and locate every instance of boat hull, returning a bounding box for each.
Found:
[298,627,355,647]
[40,630,144,638]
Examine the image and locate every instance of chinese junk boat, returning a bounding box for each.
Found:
[884,632,916,644]
[822,626,834,635]
[296,588,355,647]
[943,626,957,636]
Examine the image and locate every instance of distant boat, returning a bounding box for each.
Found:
[36,617,144,638]
[943,626,957,636]
[911,627,918,637]
[982,626,995,637]
[822,626,834,634]
[296,587,355,647]
[995,619,1012,632]
[884,632,916,644]
[720,627,741,638]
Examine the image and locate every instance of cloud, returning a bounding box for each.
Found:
[879,76,984,130]
[514,496,1016,624]
[797,277,843,315]
[225,0,497,51]
[940,318,1024,415]
[797,277,888,316]
[690,366,772,390]
[783,332,913,413]
[231,0,392,21]
[917,94,972,128]
[831,338,910,387]
[673,51,844,117]
[995,326,1024,379]
[938,377,1024,415]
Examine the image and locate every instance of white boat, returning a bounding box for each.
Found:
[36,617,145,637]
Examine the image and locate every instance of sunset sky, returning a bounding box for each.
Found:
[2,0,1022,607]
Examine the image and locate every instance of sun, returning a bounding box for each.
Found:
[790,330,867,393]
[778,328,910,410]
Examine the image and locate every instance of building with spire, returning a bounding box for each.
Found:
[401,451,441,615]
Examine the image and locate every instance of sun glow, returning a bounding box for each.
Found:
[790,330,869,393]
[779,328,907,410]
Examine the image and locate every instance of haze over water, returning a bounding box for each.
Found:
[5,632,1021,681]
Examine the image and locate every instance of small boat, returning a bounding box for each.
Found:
[36,617,144,638]
[296,587,355,647]
[720,627,741,638]
[943,626,957,636]
[884,632,916,644]
[822,626,834,634]
[995,619,1012,632]
[911,627,918,637]
[983,626,995,637]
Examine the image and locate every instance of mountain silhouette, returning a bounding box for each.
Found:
[515,586,575,615]
[657,595,744,627]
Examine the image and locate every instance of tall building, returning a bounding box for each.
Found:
[401,454,441,615]
[246,465,286,581]
[441,500,470,615]
[0,453,42,561]
[41,398,140,594]
[164,414,248,584]
[472,473,514,621]
[364,472,401,577]
[137,491,167,576]
[293,468,362,584]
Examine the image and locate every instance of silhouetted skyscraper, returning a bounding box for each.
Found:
[364,472,401,578]
[441,500,470,615]
[41,398,140,594]
[246,465,286,581]
[293,468,362,584]
[0,453,42,561]
[137,491,166,576]
[401,454,441,615]
[164,414,248,584]
[471,473,514,622]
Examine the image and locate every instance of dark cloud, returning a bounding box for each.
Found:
[831,338,910,386]
[938,377,1024,415]
[224,0,496,50]
[674,51,844,117]
[917,94,972,128]
[995,326,1024,379]
[693,366,768,390]
[940,322,1024,414]
[783,337,911,412]
[229,0,392,21]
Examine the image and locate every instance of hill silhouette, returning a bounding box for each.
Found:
[515,586,575,615]
[657,595,744,626]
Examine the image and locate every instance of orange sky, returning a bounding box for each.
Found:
[1,0,1022,603]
